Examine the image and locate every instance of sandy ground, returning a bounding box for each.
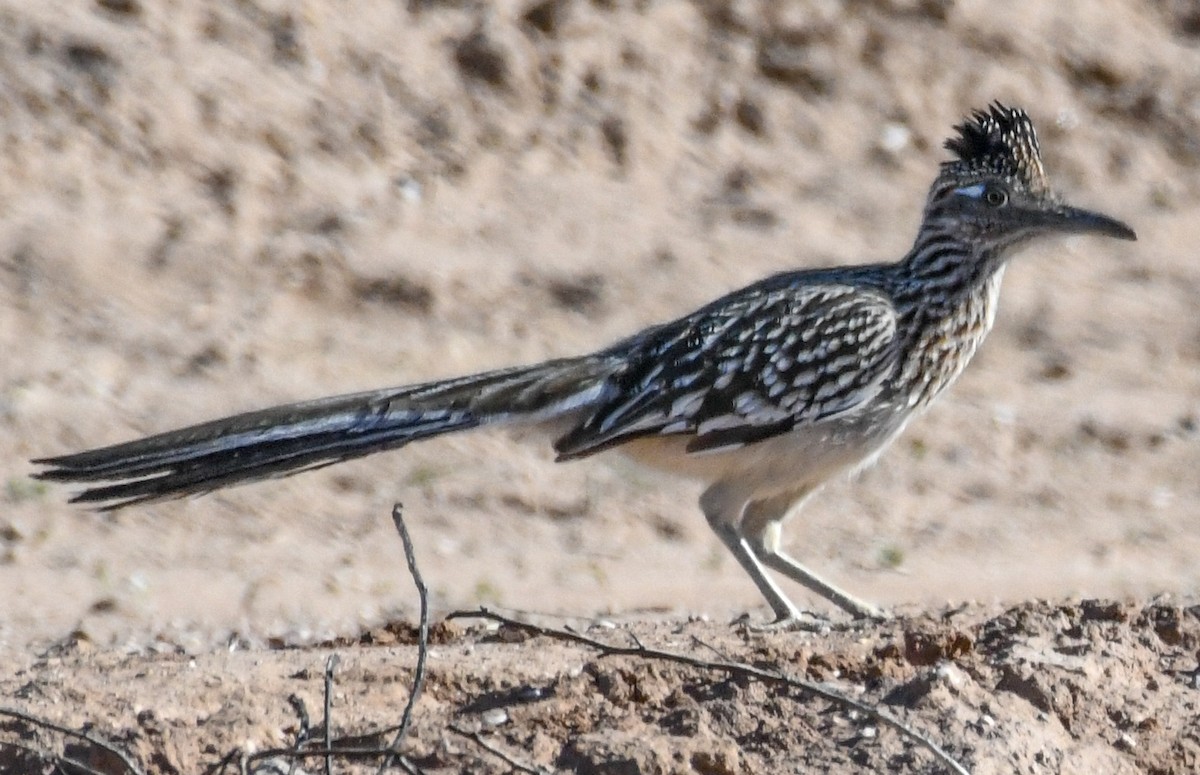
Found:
[1,0,1199,772]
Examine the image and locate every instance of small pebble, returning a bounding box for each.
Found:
[880,123,911,153]
[481,708,508,727]
[1115,732,1137,751]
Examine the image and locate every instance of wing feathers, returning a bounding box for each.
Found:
[556,283,898,460]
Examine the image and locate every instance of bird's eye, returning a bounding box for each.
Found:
[984,186,1008,207]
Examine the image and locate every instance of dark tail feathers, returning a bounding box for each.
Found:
[33,358,616,509]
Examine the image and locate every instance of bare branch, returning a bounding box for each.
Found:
[445,609,971,775]
[448,724,550,775]
[227,502,434,774]
[324,653,340,775]
[0,738,111,775]
[379,502,431,772]
[0,705,147,775]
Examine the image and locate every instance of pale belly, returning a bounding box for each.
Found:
[612,403,914,501]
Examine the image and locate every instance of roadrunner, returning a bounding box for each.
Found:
[35,104,1136,629]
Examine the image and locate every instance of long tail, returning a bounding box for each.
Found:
[33,357,618,510]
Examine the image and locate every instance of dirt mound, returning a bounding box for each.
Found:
[4,600,1198,773]
[2,0,1199,772]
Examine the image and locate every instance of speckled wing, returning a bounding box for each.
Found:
[554,284,899,459]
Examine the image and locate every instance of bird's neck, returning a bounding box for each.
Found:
[896,224,1005,306]
[890,229,1009,408]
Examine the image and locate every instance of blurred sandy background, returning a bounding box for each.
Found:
[1,0,1198,652]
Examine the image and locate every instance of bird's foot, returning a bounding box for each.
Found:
[735,606,890,634]
[841,602,889,625]
[734,611,831,634]
[817,589,889,624]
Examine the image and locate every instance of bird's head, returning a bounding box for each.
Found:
[923,103,1136,256]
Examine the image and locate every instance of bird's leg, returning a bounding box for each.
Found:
[741,491,886,622]
[700,485,825,632]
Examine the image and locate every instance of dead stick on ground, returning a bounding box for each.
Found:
[323,653,340,775]
[287,693,311,745]
[0,706,148,775]
[445,609,971,775]
[378,502,430,773]
[448,725,550,775]
[0,736,115,775]
[285,693,309,775]
[231,503,431,774]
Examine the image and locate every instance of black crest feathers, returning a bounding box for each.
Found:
[943,103,1048,192]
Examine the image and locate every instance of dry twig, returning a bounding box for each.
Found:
[324,653,340,775]
[220,503,432,774]
[378,502,430,772]
[446,608,971,775]
[448,724,550,775]
[0,705,147,775]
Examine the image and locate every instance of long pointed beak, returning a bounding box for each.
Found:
[1035,204,1138,241]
